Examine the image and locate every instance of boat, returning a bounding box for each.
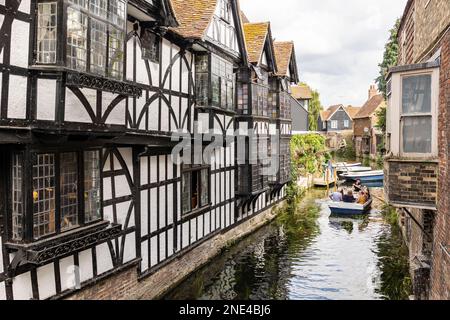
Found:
[328,198,373,216]
[340,170,384,182]
[334,162,361,168]
[337,166,372,173]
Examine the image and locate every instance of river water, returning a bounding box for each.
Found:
[164,188,411,300]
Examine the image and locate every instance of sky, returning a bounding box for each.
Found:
[240,0,408,108]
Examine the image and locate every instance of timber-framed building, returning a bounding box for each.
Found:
[0,0,302,299]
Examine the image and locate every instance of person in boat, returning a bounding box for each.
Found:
[330,189,343,202]
[353,179,363,192]
[364,187,371,200]
[356,190,368,204]
[343,189,355,203]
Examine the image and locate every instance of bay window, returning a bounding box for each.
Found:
[35,0,126,80]
[401,74,432,154]
[11,149,103,241]
[182,166,210,215]
[195,53,235,110]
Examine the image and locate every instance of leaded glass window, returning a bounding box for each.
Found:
[33,154,56,239]
[60,153,79,231]
[182,168,210,215]
[36,2,57,63]
[90,0,107,18]
[90,18,107,75]
[182,172,191,214]
[12,154,23,240]
[67,7,88,71]
[84,151,101,223]
[108,26,124,79]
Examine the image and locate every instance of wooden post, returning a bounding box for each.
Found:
[334,167,338,192]
[326,168,329,194]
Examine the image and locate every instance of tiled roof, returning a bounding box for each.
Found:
[321,105,343,121]
[320,110,331,121]
[273,41,294,77]
[291,85,312,100]
[243,22,270,64]
[354,94,385,119]
[169,0,218,39]
[346,106,361,119]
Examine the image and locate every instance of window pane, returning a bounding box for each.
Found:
[108,26,124,79]
[67,7,88,71]
[68,0,88,9]
[33,154,56,239]
[182,172,191,214]
[109,0,126,28]
[12,154,23,240]
[60,153,79,231]
[211,75,220,106]
[402,116,432,153]
[90,0,107,19]
[402,75,431,114]
[90,18,107,76]
[37,2,57,64]
[84,151,101,223]
[200,169,209,207]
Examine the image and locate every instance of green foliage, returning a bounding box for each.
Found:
[375,106,387,133]
[334,135,356,159]
[376,19,400,98]
[308,89,323,131]
[287,134,330,205]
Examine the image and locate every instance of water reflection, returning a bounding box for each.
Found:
[164,189,410,300]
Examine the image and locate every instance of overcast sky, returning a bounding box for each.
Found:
[240,0,408,108]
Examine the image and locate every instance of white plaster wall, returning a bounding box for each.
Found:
[167,184,173,225]
[78,249,93,283]
[37,79,56,121]
[95,243,114,275]
[150,236,158,267]
[190,219,196,243]
[148,97,159,131]
[65,89,92,123]
[59,256,75,292]
[140,190,148,236]
[8,75,27,119]
[126,37,134,82]
[115,200,133,227]
[140,156,148,185]
[159,155,166,181]
[0,237,3,273]
[159,232,166,261]
[141,240,149,271]
[123,233,136,263]
[167,229,174,258]
[135,44,149,85]
[37,263,56,300]
[161,39,172,90]
[18,0,30,14]
[12,272,32,300]
[150,188,157,233]
[0,282,6,300]
[159,186,166,228]
[160,96,169,132]
[114,175,131,198]
[103,92,126,125]
[10,19,29,68]
[182,222,189,249]
[150,156,157,183]
[148,59,159,86]
[102,177,112,202]
[205,213,210,235]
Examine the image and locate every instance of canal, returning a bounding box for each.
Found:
[164,187,412,300]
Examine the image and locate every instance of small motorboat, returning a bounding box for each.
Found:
[328,199,373,216]
[340,170,384,183]
[334,162,361,168]
[337,166,372,173]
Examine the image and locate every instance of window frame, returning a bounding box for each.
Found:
[331,120,338,129]
[181,165,211,217]
[398,70,438,158]
[33,0,127,81]
[344,119,349,128]
[8,147,104,243]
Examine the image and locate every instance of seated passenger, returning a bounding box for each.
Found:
[353,179,362,192]
[356,191,367,204]
[330,189,343,202]
[343,190,355,203]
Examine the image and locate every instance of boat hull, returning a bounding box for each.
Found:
[340,170,384,182]
[328,199,373,216]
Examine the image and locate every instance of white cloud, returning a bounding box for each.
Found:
[239,0,407,107]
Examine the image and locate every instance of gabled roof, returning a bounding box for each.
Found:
[273,42,294,76]
[291,85,312,100]
[354,94,385,119]
[243,22,276,69]
[320,104,358,121]
[169,0,217,39]
[240,10,250,23]
[346,106,361,119]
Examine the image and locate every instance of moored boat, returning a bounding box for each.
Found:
[340,170,384,183]
[337,166,372,173]
[328,199,373,216]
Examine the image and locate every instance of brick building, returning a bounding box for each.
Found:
[385,0,450,300]
[353,85,386,159]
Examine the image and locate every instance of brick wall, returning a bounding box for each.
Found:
[414,0,450,62]
[399,1,415,65]
[65,201,285,300]
[385,160,438,208]
[353,118,371,137]
[430,28,450,300]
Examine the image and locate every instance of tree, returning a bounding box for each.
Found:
[308,89,323,131]
[375,106,387,133]
[376,19,400,98]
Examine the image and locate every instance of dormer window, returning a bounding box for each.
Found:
[35,0,126,80]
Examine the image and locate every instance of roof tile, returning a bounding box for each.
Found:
[273,41,294,76]
[354,94,385,119]
[243,22,270,64]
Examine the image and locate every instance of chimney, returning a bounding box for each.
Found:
[368,84,378,100]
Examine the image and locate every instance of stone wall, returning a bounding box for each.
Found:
[65,201,285,300]
[385,160,438,208]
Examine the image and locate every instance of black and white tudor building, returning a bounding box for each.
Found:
[0,0,300,299]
